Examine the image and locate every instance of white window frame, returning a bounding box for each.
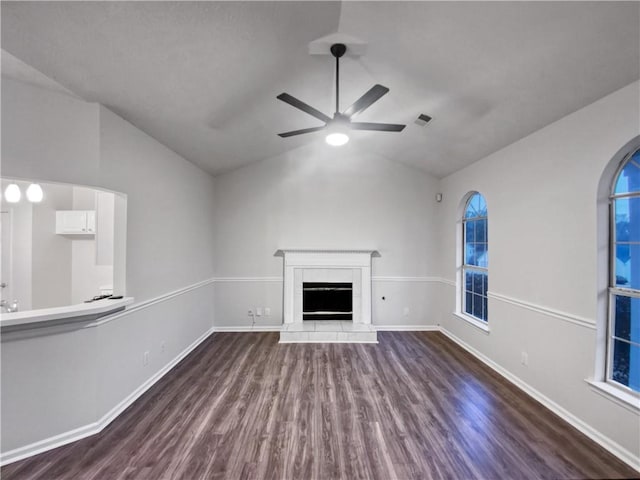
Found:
[456,192,489,332]
[606,147,640,397]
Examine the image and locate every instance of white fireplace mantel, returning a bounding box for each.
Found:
[276,249,379,325]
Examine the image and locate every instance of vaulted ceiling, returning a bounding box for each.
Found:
[2,2,638,178]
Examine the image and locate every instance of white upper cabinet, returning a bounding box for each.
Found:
[55,210,96,235]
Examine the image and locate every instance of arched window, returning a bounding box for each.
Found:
[462,193,488,322]
[609,146,640,392]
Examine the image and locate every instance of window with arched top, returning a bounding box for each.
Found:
[462,192,488,322]
[609,146,640,392]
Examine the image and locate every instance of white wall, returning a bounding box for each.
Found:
[213,146,441,327]
[1,79,216,457]
[31,182,73,309]
[437,81,640,466]
[1,183,34,310]
[98,106,216,300]
[96,190,115,266]
[1,78,100,185]
[70,186,113,303]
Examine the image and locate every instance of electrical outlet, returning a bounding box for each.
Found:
[264,307,271,316]
[403,307,410,316]
[143,351,150,366]
[248,309,254,316]
[256,307,263,316]
[521,351,528,366]
[160,342,166,354]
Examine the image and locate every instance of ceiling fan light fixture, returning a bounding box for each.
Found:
[326,131,349,146]
[326,113,350,146]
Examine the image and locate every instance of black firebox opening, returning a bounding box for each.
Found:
[303,282,352,321]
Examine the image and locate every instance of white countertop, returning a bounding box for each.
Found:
[0,297,134,329]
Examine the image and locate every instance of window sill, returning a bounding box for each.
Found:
[453,312,490,333]
[586,380,640,414]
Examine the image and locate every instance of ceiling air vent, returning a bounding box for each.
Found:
[415,114,432,126]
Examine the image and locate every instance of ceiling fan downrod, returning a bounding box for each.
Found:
[330,43,347,115]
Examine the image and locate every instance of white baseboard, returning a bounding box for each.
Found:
[0,421,100,468]
[0,327,215,466]
[279,340,379,344]
[213,325,282,332]
[438,327,640,473]
[211,325,440,333]
[375,325,440,331]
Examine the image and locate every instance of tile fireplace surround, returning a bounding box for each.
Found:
[276,249,378,326]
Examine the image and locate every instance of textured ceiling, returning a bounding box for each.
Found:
[2,2,638,178]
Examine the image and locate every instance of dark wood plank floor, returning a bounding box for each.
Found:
[2,332,637,480]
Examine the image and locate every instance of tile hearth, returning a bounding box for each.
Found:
[279,321,377,344]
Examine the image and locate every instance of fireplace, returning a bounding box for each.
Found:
[303,282,353,320]
[277,250,378,343]
[276,249,378,326]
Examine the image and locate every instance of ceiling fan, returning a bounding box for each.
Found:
[277,43,406,146]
